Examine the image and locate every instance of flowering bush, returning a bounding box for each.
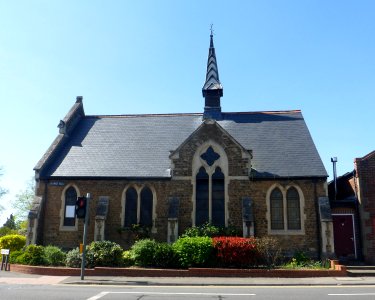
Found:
[212,236,260,267]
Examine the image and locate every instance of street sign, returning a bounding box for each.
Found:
[1,249,9,255]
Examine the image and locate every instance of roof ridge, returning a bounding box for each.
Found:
[223,110,301,115]
[86,110,301,119]
[86,113,203,118]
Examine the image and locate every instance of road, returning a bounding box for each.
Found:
[1,284,375,300]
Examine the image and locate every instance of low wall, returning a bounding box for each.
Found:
[10,264,347,278]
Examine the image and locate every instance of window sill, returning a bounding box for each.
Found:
[59,226,78,232]
[268,229,305,235]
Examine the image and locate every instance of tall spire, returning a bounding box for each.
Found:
[202,26,223,120]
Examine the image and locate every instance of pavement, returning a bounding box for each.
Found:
[1,271,375,286]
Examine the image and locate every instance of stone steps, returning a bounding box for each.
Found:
[346,266,375,277]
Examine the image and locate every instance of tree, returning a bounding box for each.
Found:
[12,177,35,221]
[3,214,16,230]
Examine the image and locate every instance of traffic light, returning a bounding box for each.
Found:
[75,196,87,219]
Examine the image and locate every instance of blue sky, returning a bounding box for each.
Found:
[0,0,374,224]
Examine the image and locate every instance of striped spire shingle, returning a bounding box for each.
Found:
[202,33,223,93]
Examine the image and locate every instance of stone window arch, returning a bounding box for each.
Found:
[124,187,137,227]
[270,187,284,230]
[192,141,228,227]
[122,185,156,231]
[287,187,301,230]
[60,184,80,231]
[196,167,209,225]
[212,167,225,227]
[140,187,153,226]
[267,184,305,235]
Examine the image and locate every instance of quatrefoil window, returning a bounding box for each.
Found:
[200,146,220,166]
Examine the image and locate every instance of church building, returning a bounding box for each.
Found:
[28,33,333,258]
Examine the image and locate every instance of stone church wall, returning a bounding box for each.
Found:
[34,118,327,257]
[36,176,325,257]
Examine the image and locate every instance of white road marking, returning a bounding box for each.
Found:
[328,293,375,296]
[87,291,256,299]
[87,292,110,300]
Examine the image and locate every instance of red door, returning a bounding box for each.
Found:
[332,215,356,258]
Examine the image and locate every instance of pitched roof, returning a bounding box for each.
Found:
[37,110,328,179]
[355,150,375,162]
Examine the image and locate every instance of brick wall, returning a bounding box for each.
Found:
[356,151,375,263]
[10,264,347,277]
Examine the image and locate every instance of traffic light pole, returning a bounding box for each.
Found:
[80,193,90,280]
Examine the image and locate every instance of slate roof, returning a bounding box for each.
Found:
[38,110,328,179]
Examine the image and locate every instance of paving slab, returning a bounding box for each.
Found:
[62,276,375,287]
[2,271,375,286]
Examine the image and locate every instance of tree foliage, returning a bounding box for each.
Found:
[12,177,35,221]
[3,214,17,230]
[0,234,26,252]
[0,167,8,212]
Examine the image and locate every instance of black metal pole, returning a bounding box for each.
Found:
[80,193,90,280]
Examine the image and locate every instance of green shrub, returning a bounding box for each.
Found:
[172,236,213,268]
[118,224,152,241]
[129,239,177,268]
[0,234,26,252]
[122,250,135,267]
[65,248,81,268]
[65,247,94,268]
[283,251,329,270]
[65,247,93,268]
[182,223,219,237]
[283,258,330,270]
[153,242,178,268]
[9,250,23,263]
[293,250,309,265]
[0,227,18,237]
[130,239,158,267]
[15,245,46,266]
[88,240,123,267]
[44,245,66,266]
[182,223,241,238]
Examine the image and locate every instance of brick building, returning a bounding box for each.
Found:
[328,151,375,263]
[27,33,332,258]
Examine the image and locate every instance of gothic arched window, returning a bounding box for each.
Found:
[196,167,209,226]
[140,187,153,226]
[270,188,284,230]
[63,186,77,226]
[287,187,301,230]
[212,167,225,227]
[269,186,303,232]
[124,187,137,227]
